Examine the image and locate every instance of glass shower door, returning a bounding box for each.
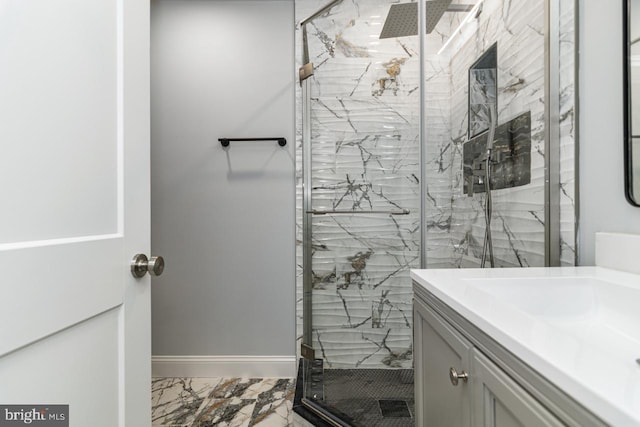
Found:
[299,1,420,423]
[296,0,577,424]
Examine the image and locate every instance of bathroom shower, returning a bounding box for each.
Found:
[294,0,576,425]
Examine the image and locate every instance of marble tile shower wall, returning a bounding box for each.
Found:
[295,0,576,369]
[425,0,576,268]
[295,0,421,369]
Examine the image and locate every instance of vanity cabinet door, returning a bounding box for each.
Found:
[414,298,473,427]
[472,351,564,427]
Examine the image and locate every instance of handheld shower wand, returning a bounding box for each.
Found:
[481,103,497,268]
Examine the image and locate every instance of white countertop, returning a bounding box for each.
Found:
[411,266,640,426]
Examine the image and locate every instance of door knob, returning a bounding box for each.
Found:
[449,367,469,386]
[131,254,165,278]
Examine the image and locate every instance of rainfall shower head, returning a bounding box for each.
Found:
[425,0,454,33]
[379,0,474,39]
[379,3,419,39]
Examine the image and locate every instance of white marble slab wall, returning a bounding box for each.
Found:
[295,0,420,369]
[424,0,576,268]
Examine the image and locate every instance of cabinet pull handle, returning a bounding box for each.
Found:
[449,367,469,386]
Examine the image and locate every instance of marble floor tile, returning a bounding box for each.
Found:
[152,377,296,427]
[151,378,220,426]
[250,399,293,426]
[237,378,283,400]
[211,378,263,399]
[192,397,256,427]
[249,379,295,426]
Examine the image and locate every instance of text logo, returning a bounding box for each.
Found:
[0,406,68,426]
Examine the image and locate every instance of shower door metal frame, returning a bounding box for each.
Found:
[544,0,579,266]
[301,66,314,360]
[545,0,561,267]
[299,0,345,360]
[419,0,427,269]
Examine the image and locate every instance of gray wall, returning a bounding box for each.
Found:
[578,0,640,265]
[151,0,295,356]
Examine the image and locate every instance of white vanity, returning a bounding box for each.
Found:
[411,233,640,426]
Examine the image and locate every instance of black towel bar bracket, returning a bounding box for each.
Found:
[219,137,287,147]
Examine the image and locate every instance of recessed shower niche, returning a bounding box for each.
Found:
[469,43,498,138]
[464,44,531,195]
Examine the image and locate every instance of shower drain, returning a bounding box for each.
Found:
[378,399,412,418]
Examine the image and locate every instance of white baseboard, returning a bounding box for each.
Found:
[152,355,297,378]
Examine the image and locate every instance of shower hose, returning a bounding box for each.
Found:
[481,104,497,268]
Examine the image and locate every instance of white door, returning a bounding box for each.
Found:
[0,1,150,426]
